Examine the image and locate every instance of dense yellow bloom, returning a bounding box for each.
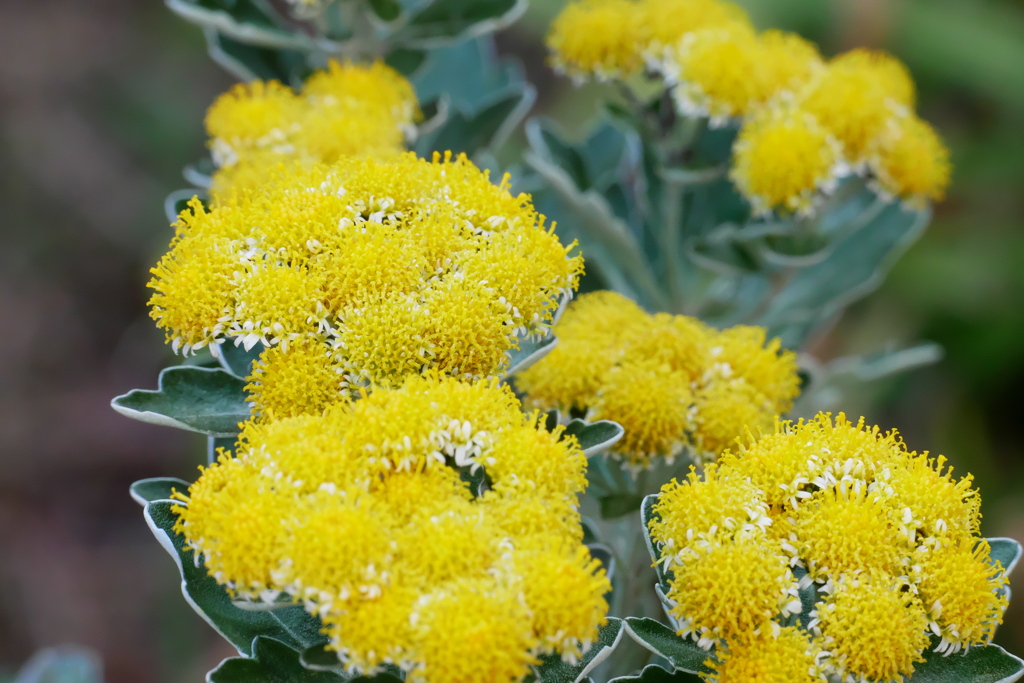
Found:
[814,572,930,682]
[667,24,764,123]
[650,464,770,548]
[915,536,1009,654]
[668,536,799,645]
[546,0,644,80]
[206,60,417,197]
[649,413,1009,680]
[639,0,750,51]
[731,107,843,215]
[703,626,822,683]
[793,484,909,579]
[754,30,822,100]
[173,376,608,681]
[150,154,582,416]
[832,48,916,107]
[516,291,800,468]
[871,113,951,206]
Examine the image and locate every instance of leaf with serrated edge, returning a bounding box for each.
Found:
[532,617,624,683]
[130,478,190,507]
[608,664,703,682]
[624,618,711,674]
[145,501,326,656]
[207,636,345,683]
[563,420,624,457]
[111,366,249,437]
[906,643,1024,683]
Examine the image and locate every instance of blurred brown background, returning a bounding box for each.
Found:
[1,0,1022,680]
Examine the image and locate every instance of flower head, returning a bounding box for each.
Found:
[517,291,799,468]
[150,154,582,415]
[703,626,822,683]
[731,106,844,215]
[206,60,417,198]
[870,113,951,206]
[173,375,608,680]
[649,412,1011,680]
[814,572,930,682]
[546,0,645,81]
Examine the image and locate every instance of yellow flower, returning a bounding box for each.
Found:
[246,337,346,419]
[175,375,603,679]
[546,0,645,81]
[793,483,909,579]
[517,290,799,467]
[717,425,818,510]
[650,463,771,550]
[703,626,822,683]
[731,106,843,215]
[667,536,799,646]
[514,545,611,658]
[884,452,980,543]
[814,572,930,682]
[753,30,823,101]
[870,113,951,206]
[798,57,897,163]
[668,23,765,123]
[914,536,1009,654]
[412,579,538,683]
[150,154,582,412]
[639,0,751,52]
[205,60,417,197]
[832,48,916,108]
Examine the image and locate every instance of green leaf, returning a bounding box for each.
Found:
[906,643,1024,683]
[989,537,1022,576]
[130,477,191,507]
[13,647,103,683]
[587,458,691,520]
[623,618,711,674]
[385,47,427,76]
[111,366,250,438]
[165,189,205,224]
[368,0,402,21]
[219,341,264,379]
[641,494,673,587]
[166,0,316,51]
[532,617,624,683]
[145,501,327,656]
[205,28,312,86]
[608,665,703,683]
[403,0,527,48]
[416,84,535,157]
[562,419,625,457]
[789,566,818,631]
[208,637,346,683]
[505,333,558,376]
[599,495,645,520]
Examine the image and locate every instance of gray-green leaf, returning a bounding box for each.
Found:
[505,333,558,377]
[130,477,191,507]
[623,618,711,675]
[562,420,625,457]
[906,644,1024,683]
[13,647,103,683]
[111,366,250,437]
[608,665,703,683]
[208,637,346,683]
[989,538,1022,576]
[532,617,624,683]
[145,501,327,656]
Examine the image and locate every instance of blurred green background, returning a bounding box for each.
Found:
[0,0,1022,680]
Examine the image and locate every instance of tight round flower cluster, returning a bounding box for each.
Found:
[547,0,950,214]
[515,291,800,468]
[148,154,583,418]
[172,375,610,683]
[205,60,418,198]
[648,413,1009,683]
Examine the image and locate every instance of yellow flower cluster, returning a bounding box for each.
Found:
[172,375,610,682]
[205,60,418,198]
[547,0,950,213]
[648,413,1008,682]
[515,291,800,468]
[148,154,583,418]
